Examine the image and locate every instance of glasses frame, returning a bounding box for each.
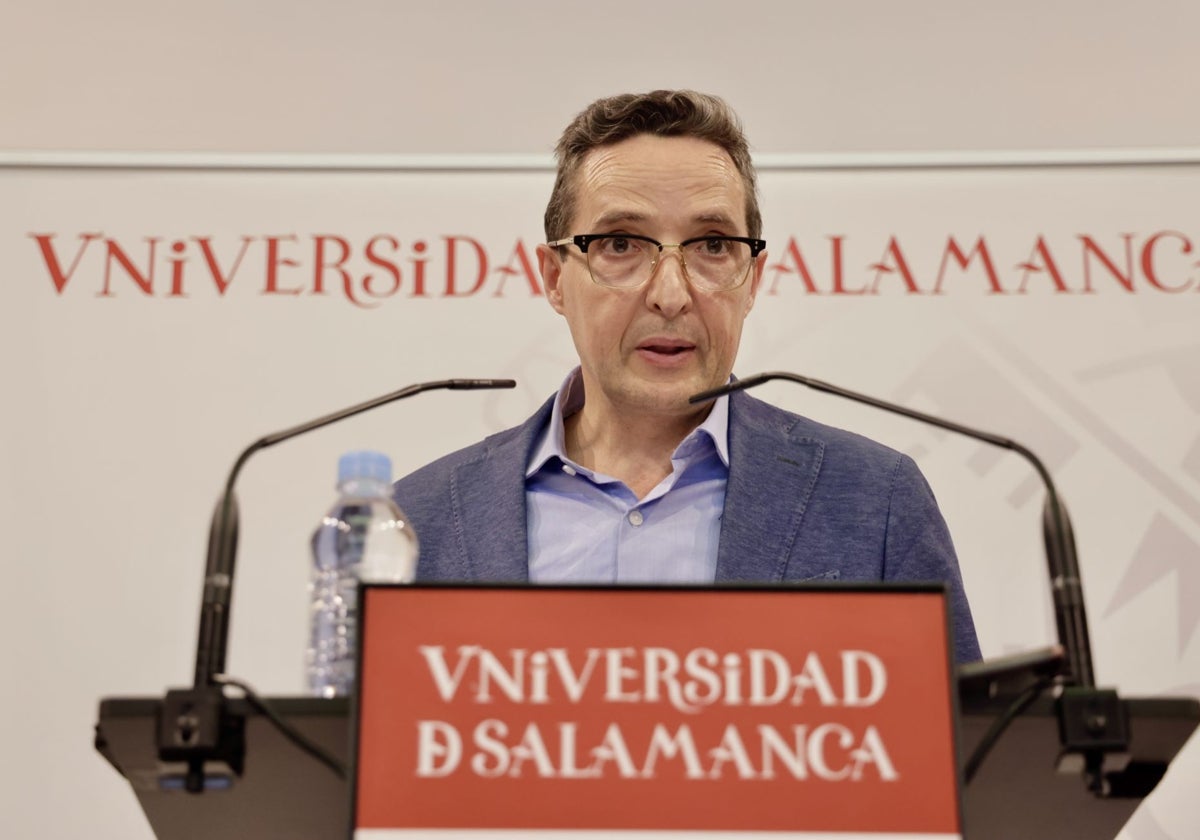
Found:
[547,233,768,291]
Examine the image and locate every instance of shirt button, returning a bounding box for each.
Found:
[561,464,577,476]
[628,510,644,526]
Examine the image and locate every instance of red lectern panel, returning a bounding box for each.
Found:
[353,584,961,839]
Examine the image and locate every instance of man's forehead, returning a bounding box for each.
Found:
[573,134,746,228]
[582,133,735,170]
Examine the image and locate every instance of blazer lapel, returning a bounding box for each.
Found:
[447,398,554,582]
[716,391,825,582]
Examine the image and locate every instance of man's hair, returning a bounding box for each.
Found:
[544,90,761,242]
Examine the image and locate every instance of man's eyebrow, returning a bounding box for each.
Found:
[592,210,649,228]
[694,212,738,227]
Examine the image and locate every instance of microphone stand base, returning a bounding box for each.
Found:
[156,686,246,793]
[1056,686,1131,796]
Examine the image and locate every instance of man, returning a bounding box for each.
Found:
[394,90,980,663]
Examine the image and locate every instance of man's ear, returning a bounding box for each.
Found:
[537,244,567,315]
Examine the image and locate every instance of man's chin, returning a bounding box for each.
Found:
[622,378,717,418]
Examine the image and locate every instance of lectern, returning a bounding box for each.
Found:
[95,584,1199,839]
[96,689,1199,840]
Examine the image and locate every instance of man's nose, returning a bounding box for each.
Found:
[645,246,692,316]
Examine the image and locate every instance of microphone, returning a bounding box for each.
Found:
[690,371,1094,688]
[159,378,515,791]
[691,372,1128,794]
[193,378,516,689]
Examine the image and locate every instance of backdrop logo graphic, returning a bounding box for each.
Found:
[961,326,1200,656]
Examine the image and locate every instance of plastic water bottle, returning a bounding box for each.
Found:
[307,450,418,697]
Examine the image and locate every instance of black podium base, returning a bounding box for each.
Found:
[960,695,1199,840]
[96,697,350,840]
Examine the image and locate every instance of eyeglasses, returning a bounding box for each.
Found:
[548,233,767,292]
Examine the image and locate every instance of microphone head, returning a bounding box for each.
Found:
[449,379,517,390]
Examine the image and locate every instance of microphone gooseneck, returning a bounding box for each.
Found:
[192,378,517,690]
[164,378,515,793]
[690,371,1095,689]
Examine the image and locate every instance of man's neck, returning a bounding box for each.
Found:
[563,402,711,500]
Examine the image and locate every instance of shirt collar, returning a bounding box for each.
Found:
[525,367,732,478]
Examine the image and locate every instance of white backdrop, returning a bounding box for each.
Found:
[2,155,1198,837]
[3,1,1200,837]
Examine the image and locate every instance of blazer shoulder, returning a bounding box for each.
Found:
[732,390,908,469]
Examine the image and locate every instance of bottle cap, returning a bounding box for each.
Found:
[337,450,393,485]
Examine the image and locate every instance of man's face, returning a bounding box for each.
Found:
[537,134,764,422]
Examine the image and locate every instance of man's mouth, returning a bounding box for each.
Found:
[638,338,696,355]
[635,338,697,362]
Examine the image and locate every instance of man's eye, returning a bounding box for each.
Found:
[600,236,633,255]
[703,238,731,255]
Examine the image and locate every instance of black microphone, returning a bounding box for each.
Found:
[159,378,515,791]
[690,371,1095,689]
[691,372,1134,792]
[692,372,1132,792]
[193,378,515,689]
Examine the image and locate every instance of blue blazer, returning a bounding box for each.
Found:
[393,389,981,663]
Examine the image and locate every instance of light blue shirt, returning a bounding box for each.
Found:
[525,370,730,584]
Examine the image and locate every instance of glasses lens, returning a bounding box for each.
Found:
[585,236,656,288]
[683,238,753,291]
